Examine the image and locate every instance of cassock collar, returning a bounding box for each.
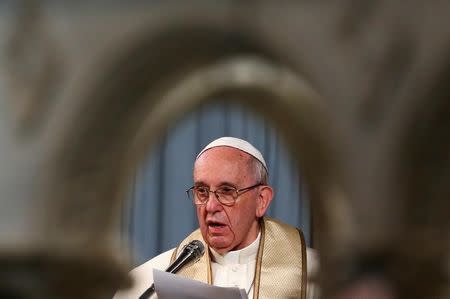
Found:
[210,232,261,265]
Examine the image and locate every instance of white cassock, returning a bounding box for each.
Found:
[113,233,319,299]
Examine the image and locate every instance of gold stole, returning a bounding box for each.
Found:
[171,217,307,299]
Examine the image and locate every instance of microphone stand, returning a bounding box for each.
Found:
[138,283,155,299]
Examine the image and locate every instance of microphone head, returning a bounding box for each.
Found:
[164,240,205,274]
[187,240,205,260]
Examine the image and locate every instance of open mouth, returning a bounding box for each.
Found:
[209,222,226,227]
[207,220,227,230]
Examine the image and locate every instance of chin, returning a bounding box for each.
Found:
[208,238,232,253]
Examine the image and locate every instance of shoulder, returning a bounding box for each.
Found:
[131,248,175,276]
[306,247,319,276]
[113,248,175,299]
[305,247,320,299]
[262,217,319,273]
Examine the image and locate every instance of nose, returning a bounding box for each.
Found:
[205,191,223,213]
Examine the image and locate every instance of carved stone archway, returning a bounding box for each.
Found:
[0,2,449,299]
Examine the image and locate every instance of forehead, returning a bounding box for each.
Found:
[194,147,254,180]
[195,146,252,166]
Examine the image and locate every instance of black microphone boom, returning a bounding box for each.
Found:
[138,240,205,299]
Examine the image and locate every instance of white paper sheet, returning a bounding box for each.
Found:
[153,269,248,299]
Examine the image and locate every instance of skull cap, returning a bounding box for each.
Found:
[196,137,268,172]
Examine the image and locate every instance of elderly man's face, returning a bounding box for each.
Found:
[194,147,267,254]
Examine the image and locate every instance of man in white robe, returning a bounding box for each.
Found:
[114,137,319,299]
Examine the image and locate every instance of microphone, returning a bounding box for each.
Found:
[138,240,205,299]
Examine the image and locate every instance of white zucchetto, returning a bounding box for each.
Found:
[196,137,268,173]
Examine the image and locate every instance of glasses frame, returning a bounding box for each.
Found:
[186,183,263,206]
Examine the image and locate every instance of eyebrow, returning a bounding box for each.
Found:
[194,181,237,188]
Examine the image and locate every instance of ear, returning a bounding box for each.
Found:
[256,185,274,218]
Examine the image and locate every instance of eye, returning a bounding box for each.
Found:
[218,186,236,196]
[195,186,209,195]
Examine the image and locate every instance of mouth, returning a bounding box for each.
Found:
[206,220,228,232]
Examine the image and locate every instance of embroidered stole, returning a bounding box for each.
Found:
[170,217,307,299]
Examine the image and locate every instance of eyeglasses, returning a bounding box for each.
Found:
[186,183,263,206]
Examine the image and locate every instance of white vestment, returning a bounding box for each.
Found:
[113,233,319,299]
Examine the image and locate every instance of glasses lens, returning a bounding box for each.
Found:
[216,186,237,205]
[193,186,209,204]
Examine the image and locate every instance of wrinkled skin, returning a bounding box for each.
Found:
[194,146,273,254]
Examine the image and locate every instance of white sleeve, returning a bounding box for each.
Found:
[113,248,175,299]
[306,247,320,299]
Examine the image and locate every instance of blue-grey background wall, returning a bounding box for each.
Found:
[122,100,311,267]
